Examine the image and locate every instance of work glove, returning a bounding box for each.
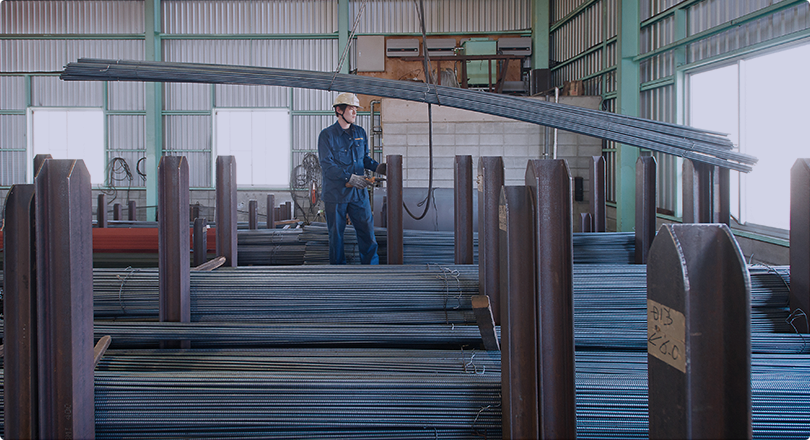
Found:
[375,163,387,175]
[348,174,369,189]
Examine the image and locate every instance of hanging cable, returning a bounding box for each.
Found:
[403,0,435,221]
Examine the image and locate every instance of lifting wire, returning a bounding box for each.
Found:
[404,0,435,220]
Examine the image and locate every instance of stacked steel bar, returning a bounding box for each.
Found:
[300,223,634,265]
[92,265,478,325]
[61,58,756,172]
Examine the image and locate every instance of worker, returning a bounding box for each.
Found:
[318,92,386,265]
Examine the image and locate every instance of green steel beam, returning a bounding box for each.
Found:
[532,0,550,70]
[615,0,639,233]
[635,0,808,63]
[144,0,161,220]
[160,33,337,40]
[0,34,144,40]
[549,0,600,33]
[338,0,350,74]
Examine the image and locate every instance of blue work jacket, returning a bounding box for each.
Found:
[318,121,380,203]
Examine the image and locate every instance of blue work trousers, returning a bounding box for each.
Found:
[324,200,379,265]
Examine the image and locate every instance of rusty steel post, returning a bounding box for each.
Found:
[33,153,52,178]
[790,159,810,333]
[193,217,208,267]
[386,154,404,264]
[266,195,276,229]
[285,201,292,220]
[647,224,751,438]
[113,203,122,221]
[682,159,714,223]
[580,212,592,233]
[128,200,137,221]
[35,159,94,440]
[274,206,281,223]
[216,156,238,267]
[499,185,538,439]
[158,156,191,349]
[454,155,474,264]
[97,193,107,228]
[716,166,730,225]
[478,156,504,325]
[4,184,38,439]
[635,156,657,264]
[249,200,258,230]
[525,159,577,438]
[589,155,606,232]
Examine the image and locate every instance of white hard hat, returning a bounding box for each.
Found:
[333,92,360,108]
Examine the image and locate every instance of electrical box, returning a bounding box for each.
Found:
[356,35,385,72]
[497,37,532,56]
[426,38,456,56]
[461,38,497,86]
[386,39,420,57]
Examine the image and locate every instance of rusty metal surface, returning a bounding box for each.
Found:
[386,155,403,264]
[525,159,576,439]
[790,159,810,333]
[647,224,751,439]
[249,200,258,229]
[216,156,238,267]
[113,203,122,221]
[97,193,107,228]
[580,212,592,233]
[589,156,606,232]
[128,200,137,221]
[3,184,38,439]
[33,153,52,178]
[454,155,474,264]
[499,185,538,439]
[635,156,657,264]
[35,159,95,439]
[478,156,504,325]
[471,294,500,351]
[285,201,292,220]
[158,156,191,349]
[267,195,276,229]
[682,159,714,223]
[193,217,208,267]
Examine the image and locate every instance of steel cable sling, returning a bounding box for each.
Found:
[61,58,757,172]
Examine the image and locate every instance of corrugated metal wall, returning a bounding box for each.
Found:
[353,0,531,34]
[162,0,336,34]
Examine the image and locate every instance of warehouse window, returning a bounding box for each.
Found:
[28,108,105,185]
[214,108,291,188]
[688,41,810,232]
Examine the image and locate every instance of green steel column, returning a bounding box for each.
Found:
[144,0,162,220]
[615,0,640,232]
[673,8,687,124]
[338,0,350,74]
[531,0,550,93]
[532,0,549,70]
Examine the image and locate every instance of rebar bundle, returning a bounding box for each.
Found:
[92,264,478,325]
[299,223,634,265]
[574,351,810,439]
[61,58,757,172]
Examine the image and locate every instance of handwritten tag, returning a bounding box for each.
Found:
[647,298,686,373]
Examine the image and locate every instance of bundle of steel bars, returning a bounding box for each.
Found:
[299,223,635,265]
[61,58,757,172]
